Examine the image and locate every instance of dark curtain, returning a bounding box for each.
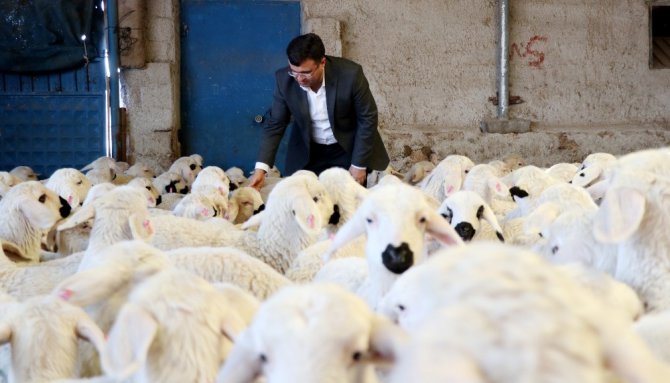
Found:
[0,0,104,73]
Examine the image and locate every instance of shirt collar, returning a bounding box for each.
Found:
[299,71,326,94]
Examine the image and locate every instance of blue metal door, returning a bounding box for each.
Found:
[180,0,301,174]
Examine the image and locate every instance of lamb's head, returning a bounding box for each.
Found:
[169,156,202,186]
[153,170,189,194]
[0,171,22,197]
[216,283,406,383]
[81,156,123,174]
[128,177,161,206]
[192,165,231,196]
[190,153,204,168]
[57,186,154,243]
[1,181,71,230]
[225,166,248,191]
[263,173,335,235]
[439,191,504,242]
[228,186,264,224]
[327,183,463,277]
[10,165,39,181]
[82,182,117,207]
[54,240,170,305]
[125,163,156,179]
[0,295,106,383]
[45,167,92,208]
[318,167,368,227]
[85,167,116,185]
[571,152,617,188]
[173,187,229,221]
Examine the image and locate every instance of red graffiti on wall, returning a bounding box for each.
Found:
[510,35,548,68]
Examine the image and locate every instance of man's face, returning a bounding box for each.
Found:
[288,58,325,88]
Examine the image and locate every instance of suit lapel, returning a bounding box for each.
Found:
[325,58,338,131]
[288,80,311,145]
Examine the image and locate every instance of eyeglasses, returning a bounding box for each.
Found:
[288,64,320,79]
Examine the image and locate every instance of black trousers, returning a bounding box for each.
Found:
[303,142,351,176]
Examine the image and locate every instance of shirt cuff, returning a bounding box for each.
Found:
[350,164,366,170]
[255,162,270,173]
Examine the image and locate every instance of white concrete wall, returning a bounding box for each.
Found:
[122,0,670,172]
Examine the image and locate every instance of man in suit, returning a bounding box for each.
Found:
[248,33,389,189]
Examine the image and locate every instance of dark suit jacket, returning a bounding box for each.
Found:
[256,56,390,175]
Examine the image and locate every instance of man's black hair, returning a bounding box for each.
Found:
[286,33,325,66]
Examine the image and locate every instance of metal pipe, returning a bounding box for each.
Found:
[497,0,510,119]
[106,0,121,158]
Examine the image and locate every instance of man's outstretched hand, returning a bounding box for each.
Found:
[249,169,267,191]
[349,166,367,186]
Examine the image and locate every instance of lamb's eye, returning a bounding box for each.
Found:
[145,186,151,191]
[352,351,363,362]
[189,164,196,170]
[366,218,373,224]
[259,353,267,363]
[313,196,318,203]
[579,173,585,177]
[464,169,469,174]
[419,216,426,224]
[398,304,405,311]
[38,194,47,203]
[551,245,559,255]
[76,180,83,185]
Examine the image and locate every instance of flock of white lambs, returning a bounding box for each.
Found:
[1,147,670,382]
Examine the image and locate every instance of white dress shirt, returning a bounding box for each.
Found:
[255,73,363,172]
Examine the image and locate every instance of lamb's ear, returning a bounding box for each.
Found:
[291,195,321,234]
[593,187,645,244]
[524,202,561,235]
[75,310,107,357]
[128,213,154,241]
[0,322,12,345]
[324,205,367,261]
[487,176,509,199]
[225,201,239,222]
[19,198,58,230]
[365,314,407,366]
[442,167,463,198]
[478,204,504,241]
[425,209,464,247]
[53,266,131,306]
[215,329,262,383]
[57,204,96,231]
[220,309,247,343]
[2,240,26,261]
[102,303,158,381]
[240,211,264,230]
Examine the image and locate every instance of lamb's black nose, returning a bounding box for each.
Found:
[382,242,414,274]
[454,222,475,241]
[328,204,341,225]
[253,204,265,215]
[59,196,72,218]
[156,195,162,206]
[509,186,529,200]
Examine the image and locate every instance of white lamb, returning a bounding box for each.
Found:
[81,156,122,175]
[487,153,525,177]
[403,160,435,185]
[225,167,247,190]
[461,164,512,211]
[546,162,579,183]
[418,155,475,202]
[379,243,670,383]
[45,168,92,208]
[85,168,115,185]
[318,167,368,232]
[168,156,202,187]
[172,186,229,221]
[227,187,264,224]
[125,163,156,179]
[592,148,670,312]
[150,173,336,274]
[192,166,231,196]
[502,165,561,207]
[0,172,21,198]
[0,181,71,263]
[437,190,504,243]
[9,166,39,181]
[571,152,617,188]
[0,295,106,383]
[216,283,406,383]
[315,183,464,307]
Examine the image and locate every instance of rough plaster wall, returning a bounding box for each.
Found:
[303,0,670,168]
[120,0,179,172]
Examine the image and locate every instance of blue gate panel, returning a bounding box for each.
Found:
[181,0,301,175]
[0,61,107,177]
